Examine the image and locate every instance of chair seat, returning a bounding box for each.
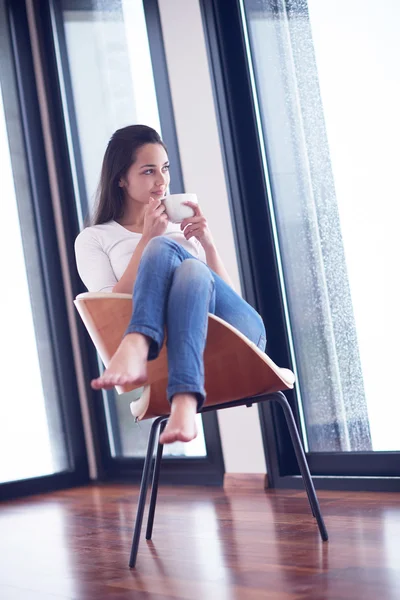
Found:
[74,292,295,420]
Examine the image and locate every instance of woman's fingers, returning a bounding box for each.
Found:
[154,203,166,216]
[148,196,157,208]
[146,197,157,216]
[184,225,202,239]
[148,196,164,211]
[179,201,202,227]
[184,200,202,215]
[148,198,166,219]
[180,215,206,230]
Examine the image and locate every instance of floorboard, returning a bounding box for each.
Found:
[1,484,399,599]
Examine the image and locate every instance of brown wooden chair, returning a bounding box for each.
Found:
[74,292,328,567]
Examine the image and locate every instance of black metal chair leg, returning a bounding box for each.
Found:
[270,392,329,542]
[129,416,166,568]
[146,419,167,540]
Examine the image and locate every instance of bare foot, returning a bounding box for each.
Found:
[159,394,198,445]
[91,333,149,390]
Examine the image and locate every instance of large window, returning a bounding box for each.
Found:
[0,1,73,486]
[241,0,400,454]
[52,0,207,460]
[0,83,69,483]
[201,0,400,487]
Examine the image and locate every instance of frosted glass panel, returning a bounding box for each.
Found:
[243,0,400,452]
[0,82,69,483]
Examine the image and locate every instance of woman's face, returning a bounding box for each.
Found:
[120,143,170,205]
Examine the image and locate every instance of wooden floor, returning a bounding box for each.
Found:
[1,484,400,599]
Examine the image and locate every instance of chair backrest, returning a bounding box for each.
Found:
[74,292,295,420]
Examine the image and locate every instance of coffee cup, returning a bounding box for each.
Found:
[162,193,198,224]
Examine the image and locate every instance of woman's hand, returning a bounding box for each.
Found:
[142,197,169,243]
[181,201,234,288]
[180,201,214,250]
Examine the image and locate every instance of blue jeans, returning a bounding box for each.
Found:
[125,236,266,409]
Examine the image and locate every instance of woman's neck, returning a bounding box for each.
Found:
[118,198,146,228]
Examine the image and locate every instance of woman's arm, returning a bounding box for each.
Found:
[75,229,118,293]
[203,243,235,289]
[113,196,168,293]
[112,237,148,293]
[180,201,235,290]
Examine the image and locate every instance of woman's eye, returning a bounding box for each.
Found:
[142,166,169,175]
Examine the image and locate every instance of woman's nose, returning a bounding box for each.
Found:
[156,172,167,185]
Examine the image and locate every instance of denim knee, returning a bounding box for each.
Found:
[174,257,210,279]
[142,235,181,259]
[172,259,214,295]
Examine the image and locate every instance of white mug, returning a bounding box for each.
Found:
[162,193,198,224]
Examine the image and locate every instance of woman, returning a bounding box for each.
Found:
[75,124,266,446]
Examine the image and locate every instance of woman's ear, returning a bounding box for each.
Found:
[118,179,124,188]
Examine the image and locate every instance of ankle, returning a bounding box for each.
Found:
[124,332,150,350]
[171,393,198,412]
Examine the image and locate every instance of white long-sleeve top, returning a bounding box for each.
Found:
[75,219,206,293]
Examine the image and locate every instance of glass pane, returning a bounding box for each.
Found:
[242,0,400,452]
[56,0,206,458]
[0,72,69,481]
[110,389,206,458]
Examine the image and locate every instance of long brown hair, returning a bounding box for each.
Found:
[92,124,167,225]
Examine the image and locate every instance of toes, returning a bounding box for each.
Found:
[102,375,115,388]
[91,370,148,391]
[113,374,127,385]
[91,377,108,390]
[90,375,116,390]
[91,379,100,390]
